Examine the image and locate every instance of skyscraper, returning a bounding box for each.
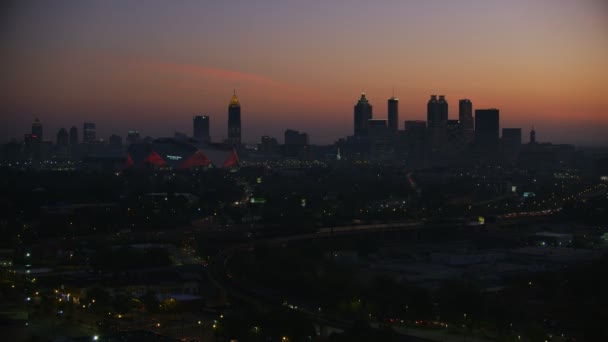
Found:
[228,90,241,146]
[69,126,78,146]
[427,95,448,148]
[354,93,373,137]
[475,109,500,146]
[458,99,475,130]
[56,128,69,147]
[31,118,43,141]
[193,115,210,143]
[83,122,96,143]
[459,99,474,144]
[459,99,473,130]
[388,96,399,134]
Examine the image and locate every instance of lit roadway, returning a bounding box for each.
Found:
[205,182,608,339]
[207,220,430,339]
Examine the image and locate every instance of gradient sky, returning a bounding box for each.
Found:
[2,0,607,145]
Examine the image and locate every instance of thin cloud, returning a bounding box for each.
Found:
[137,58,284,87]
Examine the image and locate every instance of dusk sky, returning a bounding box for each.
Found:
[2,0,607,145]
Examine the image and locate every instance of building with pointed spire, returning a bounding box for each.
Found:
[228,90,241,146]
[354,93,373,137]
[530,127,536,144]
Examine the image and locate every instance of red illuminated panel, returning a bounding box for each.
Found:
[223,148,239,168]
[179,151,211,169]
[126,153,134,167]
[144,151,166,166]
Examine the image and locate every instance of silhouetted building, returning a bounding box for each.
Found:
[228,90,241,146]
[83,122,96,143]
[285,129,309,146]
[459,99,473,130]
[109,134,122,146]
[23,134,40,159]
[259,135,279,153]
[284,129,309,158]
[403,120,427,166]
[427,95,448,128]
[459,99,474,143]
[69,126,78,146]
[53,128,69,158]
[367,119,393,160]
[405,120,427,134]
[193,115,210,143]
[502,128,522,146]
[427,95,448,148]
[174,132,189,142]
[475,109,500,147]
[447,119,462,146]
[502,128,522,163]
[32,118,43,141]
[126,130,141,144]
[388,97,399,134]
[56,128,69,147]
[354,93,373,137]
[530,127,536,144]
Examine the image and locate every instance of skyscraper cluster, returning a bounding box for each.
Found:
[192,90,242,147]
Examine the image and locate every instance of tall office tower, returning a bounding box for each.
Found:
[31,118,43,141]
[126,130,141,144]
[83,122,96,143]
[228,90,241,146]
[354,93,373,137]
[388,96,399,134]
[459,99,473,130]
[69,126,78,145]
[530,127,536,144]
[193,115,210,143]
[475,109,500,146]
[427,95,448,148]
[459,99,474,144]
[56,128,69,147]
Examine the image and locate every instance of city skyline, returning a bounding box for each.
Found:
[2,0,608,146]
[5,90,603,146]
